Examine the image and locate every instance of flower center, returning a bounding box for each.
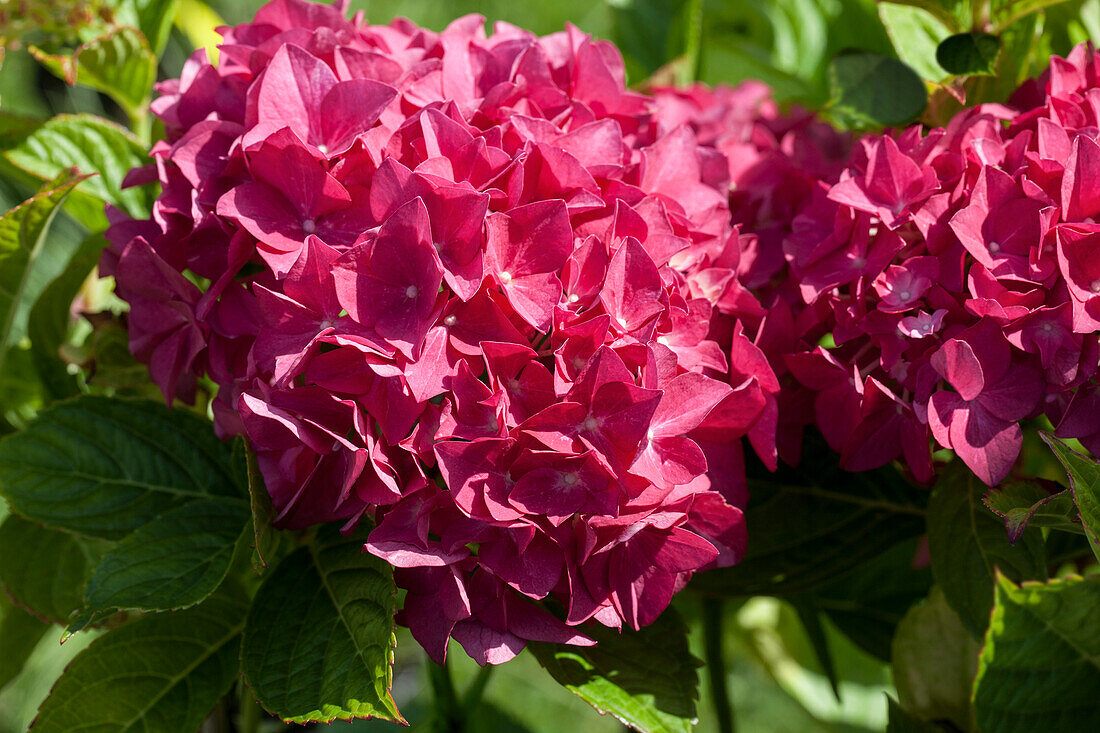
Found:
[583,416,599,432]
[302,218,317,234]
[1042,322,1055,333]
[988,241,1000,253]
[499,271,512,284]
[443,315,457,327]
[897,290,911,301]
[1091,279,1100,294]
[405,285,419,299]
[567,293,579,303]
[562,472,579,486]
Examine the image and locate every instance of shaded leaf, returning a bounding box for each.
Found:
[0,396,241,540]
[31,27,157,115]
[983,478,1083,543]
[692,433,927,596]
[115,0,182,55]
[1042,433,1100,564]
[241,524,403,724]
[891,586,979,731]
[529,608,700,733]
[26,233,104,400]
[0,515,102,624]
[811,539,932,661]
[886,696,947,732]
[32,590,247,733]
[243,441,280,574]
[926,461,1047,638]
[973,573,1100,732]
[0,172,89,378]
[71,498,249,632]
[828,51,928,126]
[0,593,49,690]
[935,32,1001,75]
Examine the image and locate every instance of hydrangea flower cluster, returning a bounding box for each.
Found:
[103,0,777,665]
[678,44,1100,487]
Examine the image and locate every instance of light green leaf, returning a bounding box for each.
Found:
[974,573,1100,732]
[891,586,979,730]
[927,461,1047,638]
[2,114,153,225]
[0,592,50,691]
[0,396,242,540]
[0,172,88,377]
[31,27,157,116]
[32,590,248,733]
[935,32,1001,75]
[990,0,1073,31]
[241,524,403,724]
[983,478,1083,542]
[115,0,183,55]
[877,0,969,31]
[0,515,103,624]
[71,499,249,632]
[529,608,701,733]
[828,51,929,127]
[1042,433,1100,564]
[25,233,104,401]
[174,0,226,63]
[879,3,953,81]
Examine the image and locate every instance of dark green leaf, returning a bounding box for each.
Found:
[71,498,249,631]
[31,27,157,115]
[811,539,933,661]
[2,114,153,224]
[0,172,89,378]
[935,32,1001,75]
[529,608,700,733]
[0,396,242,539]
[1042,433,1100,564]
[974,573,1100,732]
[25,234,104,400]
[610,0,687,83]
[983,478,1083,543]
[886,696,947,732]
[32,590,248,733]
[241,524,403,724]
[692,433,927,596]
[243,441,280,574]
[828,51,928,126]
[926,461,1047,638]
[0,593,49,690]
[0,515,102,624]
[891,587,979,731]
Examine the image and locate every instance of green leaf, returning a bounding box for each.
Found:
[32,590,248,733]
[174,0,226,63]
[31,27,157,116]
[2,114,153,224]
[115,0,183,55]
[0,172,88,378]
[1042,433,1100,564]
[877,0,969,31]
[926,461,1047,638]
[974,573,1100,732]
[788,598,840,700]
[891,586,979,731]
[935,32,1001,75]
[71,498,249,632]
[983,478,1083,542]
[989,0,1073,31]
[886,696,946,732]
[691,433,927,596]
[0,396,243,540]
[243,440,280,574]
[529,608,700,733]
[0,593,49,690]
[810,539,933,661]
[828,51,929,127]
[241,524,403,724]
[878,3,952,81]
[25,233,105,400]
[0,514,102,625]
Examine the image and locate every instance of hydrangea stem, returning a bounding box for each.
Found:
[428,657,464,733]
[703,597,735,733]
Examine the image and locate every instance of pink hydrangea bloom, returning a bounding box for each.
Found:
[106,0,773,665]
